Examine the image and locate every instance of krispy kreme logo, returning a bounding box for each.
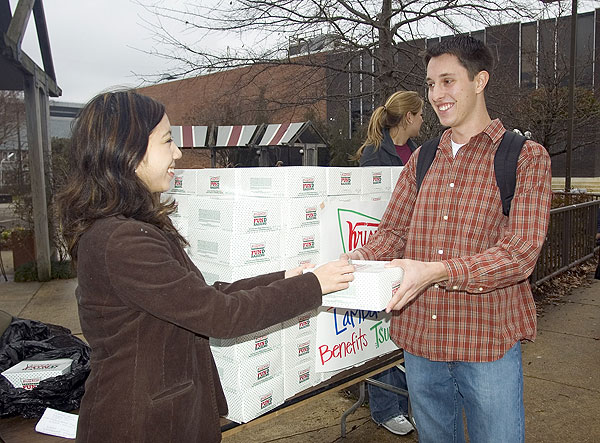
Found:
[298,341,310,357]
[209,176,220,190]
[255,336,269,351]
[337,209,380,252]
[302,178,315,191]
[372,172,382,185]
[253,211,268,226]
[298,314,311,330]
[302,235,315,250]
[23,363,60,371]
[305,207,317,221]
[250,243,266,258]
[340,172,352,185]
[257,363,270,381]
[260,393,273,409]
[298,368,310,384]
[173,176,183,189]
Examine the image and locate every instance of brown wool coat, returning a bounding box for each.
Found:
[75,216,323,443]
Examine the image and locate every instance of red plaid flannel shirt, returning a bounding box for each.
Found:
[356,119,552,362]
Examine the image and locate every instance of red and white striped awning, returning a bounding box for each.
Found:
[216,125,258,147]
[170,126,208,148]
[259,122,305,146]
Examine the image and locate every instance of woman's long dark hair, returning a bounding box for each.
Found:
[57,90,187,259]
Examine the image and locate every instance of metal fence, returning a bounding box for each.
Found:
[531,197,600,286]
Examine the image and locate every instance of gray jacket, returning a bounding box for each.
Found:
[359,128,417,167]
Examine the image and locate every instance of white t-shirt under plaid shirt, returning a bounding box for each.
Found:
[356,119,552,362]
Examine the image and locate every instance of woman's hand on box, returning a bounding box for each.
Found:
[313,258,355,295]
[284,263,314,279]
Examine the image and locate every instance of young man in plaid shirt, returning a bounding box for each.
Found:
[349,35,552,442]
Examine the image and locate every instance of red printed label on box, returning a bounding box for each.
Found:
[298,341,311,357]
[250,244,266,258]
[305,208,317,221]
[302,178,315,191]
[299,368,310,384]
[255,336,269,351]
[257,363,270,381]
[253,211,268,226]
[260,393,273,409]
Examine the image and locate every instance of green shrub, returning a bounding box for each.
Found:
[14,260,76,282]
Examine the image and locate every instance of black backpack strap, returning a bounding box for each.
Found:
[416,137,440,192]
[494,131,527,216]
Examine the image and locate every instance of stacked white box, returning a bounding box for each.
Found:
[281,310,317,342]
[195,167,286,197]
[361,167,392,194]
[188,228,280,265]
[283,326,315,365]
[281,197,322,229]
[161,193,190,218]
[215,347,282,389]
[210,324,282,360]
[360,192,391,202]
[283,166,326,198]
[390,166,404,189]
[326,167,362,196]
[188,196,282,233]
[212,324,284,423]
[281,310,318,398]
[317,367,345,384]
[162,193,190,240]
[282,226,320,258]
[282,253,320,270]
[194,260,280,286]
[283,359,317,399]
[222,376,284,423]
[168,169,197,195]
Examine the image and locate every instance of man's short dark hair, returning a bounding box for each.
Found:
[423,35,494,80]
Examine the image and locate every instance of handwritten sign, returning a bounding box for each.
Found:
[315,306,398,372]
[316,198,398,371]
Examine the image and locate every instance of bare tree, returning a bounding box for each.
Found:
[138,0,543,101]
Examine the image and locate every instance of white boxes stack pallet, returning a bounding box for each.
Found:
[162,166,402,423]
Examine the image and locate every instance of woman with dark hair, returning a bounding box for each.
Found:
[58,90,354,443]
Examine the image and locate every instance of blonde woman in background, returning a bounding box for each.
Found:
[354,90,424,436]
[357,91,424,167]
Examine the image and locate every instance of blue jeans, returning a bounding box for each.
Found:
[368,366,410,423]
[404,342,524,443]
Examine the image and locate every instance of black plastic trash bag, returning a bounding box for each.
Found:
[0,316,90,418]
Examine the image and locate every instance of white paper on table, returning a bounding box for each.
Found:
[35,407,79,439]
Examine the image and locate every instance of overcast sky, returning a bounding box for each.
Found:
[14,0,212,104]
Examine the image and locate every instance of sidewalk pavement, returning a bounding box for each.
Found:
[0,275,599,442]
